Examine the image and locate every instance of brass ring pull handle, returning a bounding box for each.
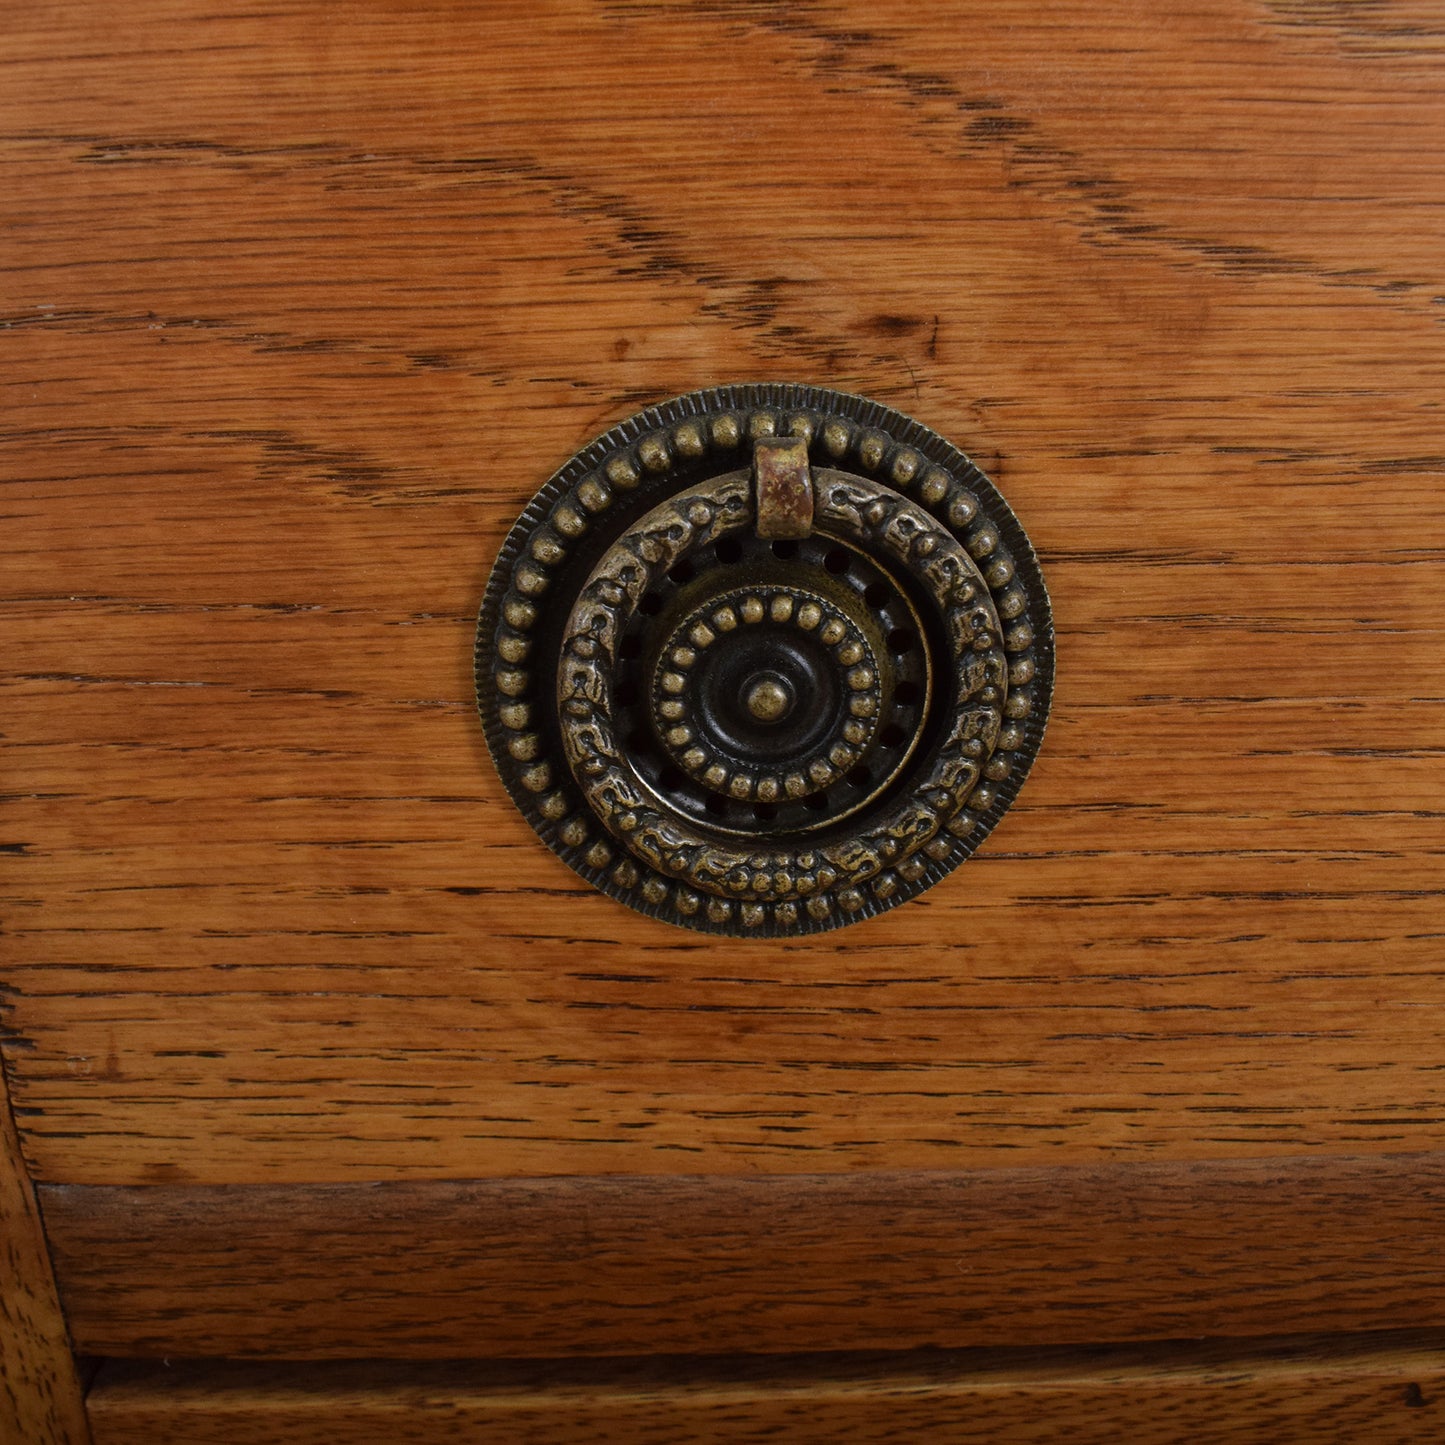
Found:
[477,385,1053,936]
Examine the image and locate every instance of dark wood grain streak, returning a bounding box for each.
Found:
[0,1059,91,1444]
[81,1333,1445,1444]
[41,1154,1445,1360]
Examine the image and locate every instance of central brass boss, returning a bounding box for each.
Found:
[477,385,1052,936]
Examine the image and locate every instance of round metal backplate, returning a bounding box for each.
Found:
[476,384,1053,937]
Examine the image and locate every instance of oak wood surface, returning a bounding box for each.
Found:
[0,1060,91,1444]
[3,0,1444,1192]
[80,1334,1445,1445]
[3,0,1445,1372]
[41,1154,1445,1359]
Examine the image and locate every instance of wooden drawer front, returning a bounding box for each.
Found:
[2,0,1444,1369]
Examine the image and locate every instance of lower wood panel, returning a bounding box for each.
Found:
[0,1060,91,1445]
[43,1153,1445,1360]
[85,1334,1445,1445]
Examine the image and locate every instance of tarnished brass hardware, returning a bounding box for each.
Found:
[753,435,814,540]
[477,385,1053,936]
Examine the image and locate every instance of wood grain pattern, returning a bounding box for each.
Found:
[41,1154,1445,1359]
[80,1334,1445,1444]
[5,0,1445,1388]
[0,1060,91,1444]
[4,0,1445,1191]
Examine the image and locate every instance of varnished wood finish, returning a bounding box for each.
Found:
[4,0,1445,1377]
[5,0,1445,1187]
[0,1062,91,1444]
[83,1335,1445,1444]
[42,1155,1445,1359]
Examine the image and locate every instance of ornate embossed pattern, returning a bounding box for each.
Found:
[651,584,882,803]
[477,385,1053,936]
[556,473,1002,927]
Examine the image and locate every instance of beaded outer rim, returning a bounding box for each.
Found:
[476,383,1054,937]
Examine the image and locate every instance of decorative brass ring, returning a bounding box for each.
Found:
[648,581,884,811]
[477,384,1053,936]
